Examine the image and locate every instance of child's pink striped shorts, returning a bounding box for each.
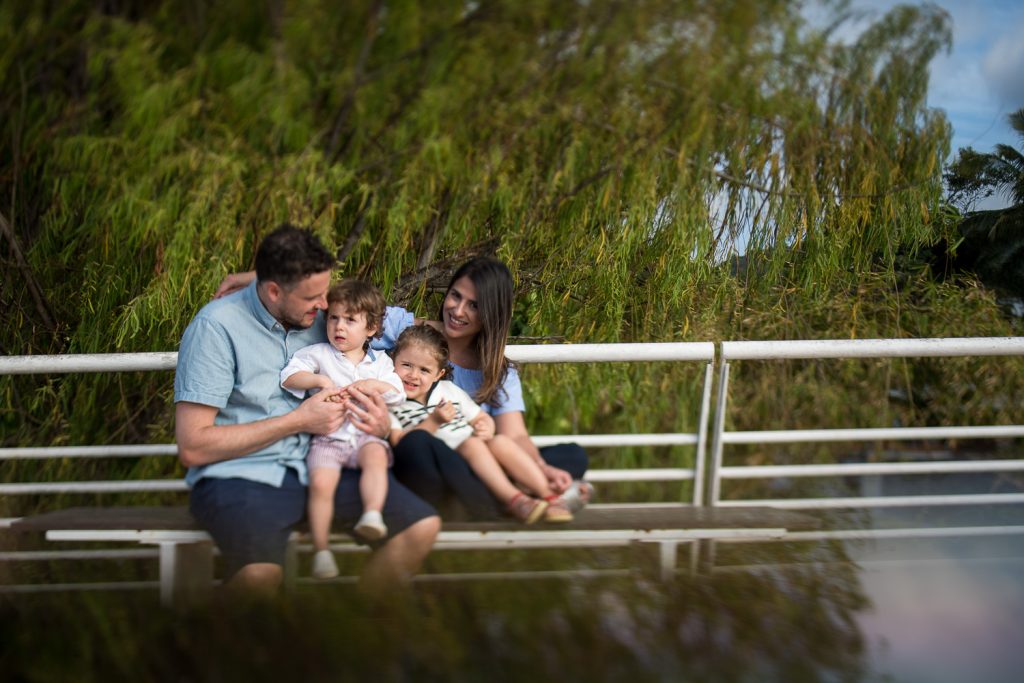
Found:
[307,433,392,471]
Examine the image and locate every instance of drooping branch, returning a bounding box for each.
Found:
[325,0,385,163]
[0,210,54,332]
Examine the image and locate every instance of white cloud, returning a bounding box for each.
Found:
[982,21,1024,105]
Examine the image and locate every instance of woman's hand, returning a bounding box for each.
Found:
[213,270,256,299]
[541,464,572,494]
[345,385,391,439]
[470,412,495,441]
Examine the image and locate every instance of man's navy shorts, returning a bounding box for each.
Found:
[189,467,437,578]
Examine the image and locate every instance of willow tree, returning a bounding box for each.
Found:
[2,0,1020,509]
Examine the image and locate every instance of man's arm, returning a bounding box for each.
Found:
[345,385,395,439]
[175,390,347,467]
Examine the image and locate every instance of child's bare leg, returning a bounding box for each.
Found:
[456,437,523,504]
[308,467,341,552]
[357,443,389,514]
[486,434,553,497]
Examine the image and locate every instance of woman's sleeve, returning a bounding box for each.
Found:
[371,306,416,351]
[492,366,526,416]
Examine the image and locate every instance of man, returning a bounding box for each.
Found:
[174,224,439,596]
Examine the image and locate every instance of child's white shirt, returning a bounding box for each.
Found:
[281,343,404,443]
[390,380,482,450]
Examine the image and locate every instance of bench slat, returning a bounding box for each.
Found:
[11,505,820,534]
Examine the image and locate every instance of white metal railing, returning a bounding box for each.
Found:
[3,338,1024,596]
[709,336,1024,510]
[0,343,716,505]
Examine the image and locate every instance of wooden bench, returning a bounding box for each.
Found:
[10,505,820,608]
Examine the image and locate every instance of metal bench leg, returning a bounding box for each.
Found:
[157,541,213,609]
[658,541,679,581]
[284,534,299,594]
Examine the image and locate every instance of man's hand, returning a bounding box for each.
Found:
[293,387,348,434]
[429,399,456,426]
[542,464,572,494]
[346,385,391,439]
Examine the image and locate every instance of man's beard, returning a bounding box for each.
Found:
[280,309,315,330]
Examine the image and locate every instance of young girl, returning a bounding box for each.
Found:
[388,326,573,524]
[281,279,405,579]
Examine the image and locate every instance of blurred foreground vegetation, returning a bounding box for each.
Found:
[1,542,868,682]
[1,0,1022,512]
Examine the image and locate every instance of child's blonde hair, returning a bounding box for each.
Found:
[393,325,451,379]
[326,279,386,339]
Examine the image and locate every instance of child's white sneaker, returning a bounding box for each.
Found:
[354,510,387,540]
[311,549,339,580]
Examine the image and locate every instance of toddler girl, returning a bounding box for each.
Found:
[388,326,572,524]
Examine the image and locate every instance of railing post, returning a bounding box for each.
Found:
[708,360,730,507]
[692,361,715,507]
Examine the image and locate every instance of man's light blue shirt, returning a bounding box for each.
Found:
[174,281,325,488]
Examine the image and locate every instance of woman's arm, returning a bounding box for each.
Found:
[494,410,572,493]
[214,270,256,299]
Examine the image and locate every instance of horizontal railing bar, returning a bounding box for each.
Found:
[0,343,716,377]
[739,525,1024,542]
[722,425,1024,443]
[1,467,690,495]
[0,352,178,375]
[583,468,694,482]
[0,549,160,562]
[717,493,1024,509]
[506,342,715,363]
[0,445,179,460]
[1,480,189,495]
[2,434,697,461]
[7,425,1017,460]
[431,528,786,543]
[713,558,1024,575]
[47,530,208,543]
[532,433,698,447]
[720,459,1024,479]
[412,569,633,582]
[0,581,160,594]
[722,336,1024,360]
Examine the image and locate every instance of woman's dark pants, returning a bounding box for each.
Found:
[391,430,589,521]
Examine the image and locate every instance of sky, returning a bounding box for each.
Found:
[839,0,1024,209]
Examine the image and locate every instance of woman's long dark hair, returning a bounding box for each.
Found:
[440,257,513,408]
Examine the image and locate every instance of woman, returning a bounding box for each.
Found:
[376,257,590,520]
[214,257,591,520]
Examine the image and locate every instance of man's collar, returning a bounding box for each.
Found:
[246,281,281,332]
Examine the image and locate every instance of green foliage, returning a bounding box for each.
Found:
[946,108,1024,210]
[944,108,1024,296]
[2,0,1020,510]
